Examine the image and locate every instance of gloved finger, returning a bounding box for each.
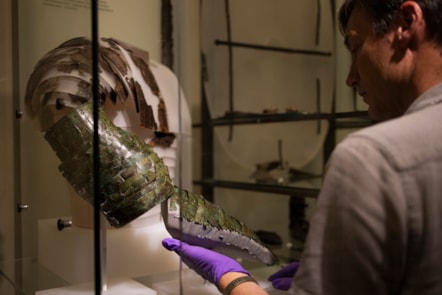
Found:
[162,238,211,281]
[268,261,300,280]
[271,277,293,290]
[162,237,182,252]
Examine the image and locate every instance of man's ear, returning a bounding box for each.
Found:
[395,1,425,49]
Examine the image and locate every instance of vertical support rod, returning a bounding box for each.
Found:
[201,80,214,202]
[315,0,321,45]
[90,0,103,294]
[224,0,234,141]
[161,0,174,69]
[316,78,321,134]
[11,0,23,292]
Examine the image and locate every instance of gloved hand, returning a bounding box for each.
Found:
[162,238,250,285]
[267,260,300,290]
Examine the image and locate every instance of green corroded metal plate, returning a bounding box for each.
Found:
[44,102,278,265]
[162,188,279,266]
[44,102,175,227]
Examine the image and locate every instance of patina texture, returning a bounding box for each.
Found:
[163,188,278,265]
[45,102,175,227]
[168,189,256,237]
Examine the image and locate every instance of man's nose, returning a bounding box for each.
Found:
[345,62,359,88]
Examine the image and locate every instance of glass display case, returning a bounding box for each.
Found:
[0,0,198,293]
[1,0,369,294]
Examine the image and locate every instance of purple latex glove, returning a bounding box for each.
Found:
[162,238,250,285]
[268,260,300,290]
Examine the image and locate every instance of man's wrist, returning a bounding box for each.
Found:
[222,276,258,295]
[218,272,258,295]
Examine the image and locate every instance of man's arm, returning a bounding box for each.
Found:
[162,238,270,294]
[291,135,406,294]
[218,272,268,295]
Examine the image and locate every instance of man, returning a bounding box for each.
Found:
[162,0,442,294]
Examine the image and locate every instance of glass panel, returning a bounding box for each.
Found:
[0,0,193,293]
[1,0,347,293]
[0,0,17,293]
[17,0,94,293]
[87,1,191,292]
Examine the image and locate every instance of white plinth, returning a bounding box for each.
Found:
[152,269,219,295]
[36,278,156,295]
[152,267,284,295]
[38,216,180,284]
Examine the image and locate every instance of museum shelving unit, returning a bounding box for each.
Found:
[195,0,372,202]
[194,96,371,201]
[194,0,373,262]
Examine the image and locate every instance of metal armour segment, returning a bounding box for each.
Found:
[163,188,279,266]
[44,102,175,227]
[44,101,278,265]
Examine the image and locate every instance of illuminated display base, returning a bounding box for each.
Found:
[36,278,156,295]
[38,217,180,284]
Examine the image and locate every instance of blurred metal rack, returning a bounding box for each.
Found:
[193,179,320,198]
[196,0,374,205]
[194,94,372,202]
[193,110,370,127]
[215,39,332,57]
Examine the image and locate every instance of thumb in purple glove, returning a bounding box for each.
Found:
[162,237,250,285]
[267,260,300,290]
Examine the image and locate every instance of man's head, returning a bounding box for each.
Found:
[339,0,442,44]
[338,0,442,121]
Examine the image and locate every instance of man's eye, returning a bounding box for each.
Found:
[350,46,360,60]
[351,51,357,60]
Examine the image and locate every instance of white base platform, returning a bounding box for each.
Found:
[36,278,156,295]
[38,216,180,284]
[153,270,219,295]
[151,267,287,295]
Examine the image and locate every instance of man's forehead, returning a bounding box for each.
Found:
[343,5,372,47]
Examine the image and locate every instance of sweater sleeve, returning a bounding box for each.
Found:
[290,135,407,295]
